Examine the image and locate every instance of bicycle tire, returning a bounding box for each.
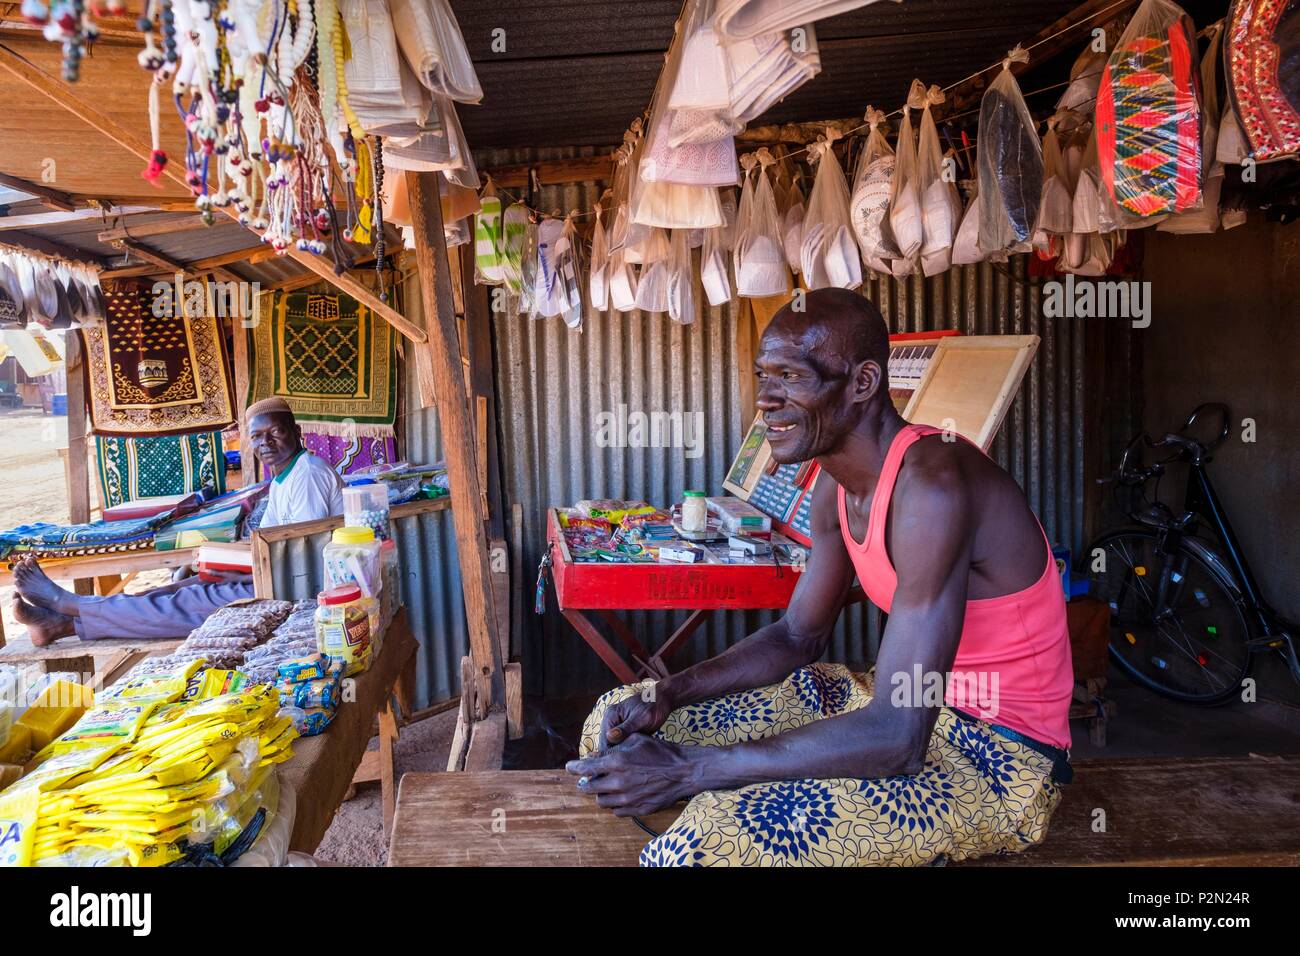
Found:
[1087,528,1253,704]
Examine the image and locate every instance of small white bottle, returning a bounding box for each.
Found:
[681,490,708,533]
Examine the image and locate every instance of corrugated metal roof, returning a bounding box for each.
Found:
[454,0,1083,148]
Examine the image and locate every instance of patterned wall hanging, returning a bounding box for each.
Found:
[81,279,236,436]
[247,291,397,438]
[96,430,228,510]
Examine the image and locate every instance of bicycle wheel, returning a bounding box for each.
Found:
[1088,529,1252,704]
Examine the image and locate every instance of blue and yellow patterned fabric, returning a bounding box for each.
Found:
[580,664,1063,867]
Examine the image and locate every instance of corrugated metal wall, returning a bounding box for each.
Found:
[484,149,1094,698]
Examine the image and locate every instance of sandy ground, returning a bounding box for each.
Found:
[0,408,192,645]
[1,409,76,638]
[313,708,458,866]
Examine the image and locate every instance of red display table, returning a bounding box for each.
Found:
[545,508,803,683]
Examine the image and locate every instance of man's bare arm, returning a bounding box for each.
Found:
[576,454,976,808]
[658,476,856,709]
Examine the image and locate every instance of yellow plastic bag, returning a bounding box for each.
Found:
[0,786,38,866]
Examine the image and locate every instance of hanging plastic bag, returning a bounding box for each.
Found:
[499,203,529,295]
[1056,44,1107,117]
[1033,115,1075,259]
[800,129,861,290]
[849,107,899,274]
[554,213,585,330]
[888,99,924,273]
[700,221,733,307]
[606,144,641,312]
[518,218,540,318]
[473,179,505,285]
[734,151,790,297]
[634,228,672,313]
[915,82,962,276]
[978,46,1044,256]
[588,200,611,311]
[1161,21,1225,234]
[667,229,697,324]
[1096,0,1202,223]
[950,178,985,266]
[389,0,482,104]
[782,176,807,274]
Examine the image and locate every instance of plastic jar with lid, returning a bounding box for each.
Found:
[315,584,373,677]
[344,481,391,541]
[681,490,708,533]
[323,525,383,596]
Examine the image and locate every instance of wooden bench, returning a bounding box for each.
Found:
[387,755,1300,867]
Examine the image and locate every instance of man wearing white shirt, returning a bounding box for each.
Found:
[12,398,346,645]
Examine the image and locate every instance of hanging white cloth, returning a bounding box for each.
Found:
[388,0,482,103]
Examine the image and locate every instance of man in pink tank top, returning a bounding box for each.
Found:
[568,289,1074,867]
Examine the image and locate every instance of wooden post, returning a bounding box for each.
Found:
[63,332,93,596]
[405,171,504,716]
[230,314,254,486]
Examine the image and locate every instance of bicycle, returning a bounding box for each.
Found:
[1088,403,1300,704]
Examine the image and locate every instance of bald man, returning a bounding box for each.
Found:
[567,289,1074,867]
[12,399,344,645]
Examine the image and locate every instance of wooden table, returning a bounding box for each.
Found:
[545,509,804,683]
[280,608,418,853]
[388,755,1300,867]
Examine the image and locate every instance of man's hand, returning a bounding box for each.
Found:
[599,682,676,750]
[566,734,704,816]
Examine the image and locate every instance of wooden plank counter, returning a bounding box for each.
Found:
[388,755,1300,867]
[281,608,418,853]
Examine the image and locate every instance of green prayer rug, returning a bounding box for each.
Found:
[247,291,397,438]
[96,430,227,509]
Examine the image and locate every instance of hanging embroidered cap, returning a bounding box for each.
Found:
[0,260,26,327]
[1224,0,1300,162]
[1096,0,1203,222]
[0,278,20,329]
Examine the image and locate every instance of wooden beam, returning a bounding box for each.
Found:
[97,215,212,243]
[230,312,253,487]
[0,205,153,231]
[0,44,428,344]
[484,155,615,191]
[406,169,504,716]
[103,239,244,285]
[0,171,75,211]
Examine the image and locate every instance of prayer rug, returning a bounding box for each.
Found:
[303,431,398,476]
[580,663,1063,867]
[96,430,228,510]
[247,291,396,438]
[82,279,236,436]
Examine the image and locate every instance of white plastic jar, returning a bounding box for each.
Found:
[681,490,708,533]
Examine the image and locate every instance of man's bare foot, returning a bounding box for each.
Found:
[13,555,80,616]
[11,595,76,646]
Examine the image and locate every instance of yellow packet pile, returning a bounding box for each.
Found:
[0,674,297,867]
